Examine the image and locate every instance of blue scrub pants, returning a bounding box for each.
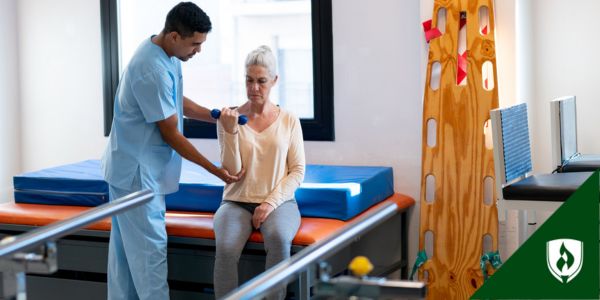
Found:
[107,184,169,300]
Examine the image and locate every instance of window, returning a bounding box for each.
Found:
[100,0,334,140]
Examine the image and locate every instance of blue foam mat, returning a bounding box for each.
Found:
[13,160,394,220]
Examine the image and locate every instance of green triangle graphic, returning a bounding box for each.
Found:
[471,171,599,299]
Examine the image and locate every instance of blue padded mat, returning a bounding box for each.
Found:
[13,160,394,220]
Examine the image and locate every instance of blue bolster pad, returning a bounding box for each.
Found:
[13,160,394,220]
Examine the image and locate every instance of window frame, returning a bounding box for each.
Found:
[100,0,334,141]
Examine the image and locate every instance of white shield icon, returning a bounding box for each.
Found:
[546,239,584,283]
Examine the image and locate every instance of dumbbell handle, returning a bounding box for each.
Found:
[211,109,248,125]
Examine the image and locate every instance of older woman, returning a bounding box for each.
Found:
[213,45,306,299]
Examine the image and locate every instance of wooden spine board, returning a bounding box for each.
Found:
[418,0,500,298]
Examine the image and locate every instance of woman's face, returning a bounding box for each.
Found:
[246,65,277,104]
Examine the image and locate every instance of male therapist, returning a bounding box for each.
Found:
[102,2,243,299]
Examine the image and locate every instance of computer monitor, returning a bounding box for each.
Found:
[550,96,577,169]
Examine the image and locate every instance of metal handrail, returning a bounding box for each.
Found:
[0,189,154,258]
[223,201,400,300]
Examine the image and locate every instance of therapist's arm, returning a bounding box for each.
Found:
[157,114,243,183]
[183,96,215,123]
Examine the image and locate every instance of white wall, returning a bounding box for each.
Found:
[0,0,21,201]
[495,0,517,107]
[18,0,106,172]
[522,0,600,172]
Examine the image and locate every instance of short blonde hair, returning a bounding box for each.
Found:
[245,45,277,78]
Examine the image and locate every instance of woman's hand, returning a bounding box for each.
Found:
[252,202,275,229]
[219,107,239,134]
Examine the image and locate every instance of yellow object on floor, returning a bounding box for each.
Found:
[349,256,373,277]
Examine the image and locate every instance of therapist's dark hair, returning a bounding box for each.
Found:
[163,2,212,38]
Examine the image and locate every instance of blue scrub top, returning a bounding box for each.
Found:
[102,37,183,195]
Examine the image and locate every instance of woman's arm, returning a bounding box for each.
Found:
[217,108,242,175]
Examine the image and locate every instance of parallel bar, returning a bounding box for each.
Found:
[223,201,400,300]
[315,276,426,298]
[401,211,408,278]
[0,190,153,258]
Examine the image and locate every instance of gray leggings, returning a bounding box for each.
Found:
[213,200,301,299]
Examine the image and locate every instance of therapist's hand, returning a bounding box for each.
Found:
[252,202,275,229]
[214,167,245,184]
[220,107,239,134]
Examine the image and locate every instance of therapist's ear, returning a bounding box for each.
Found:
[166,31,179,44]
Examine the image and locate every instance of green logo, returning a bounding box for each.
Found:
[547,239,583,284]
[471,171,599,299]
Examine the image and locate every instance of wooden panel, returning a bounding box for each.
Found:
[419,0,499,298]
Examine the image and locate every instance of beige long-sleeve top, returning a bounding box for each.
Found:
[217,109,306,209]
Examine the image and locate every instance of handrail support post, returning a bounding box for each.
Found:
[0,241,58,299]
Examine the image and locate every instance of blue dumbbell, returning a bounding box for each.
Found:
[211,109,248,125]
